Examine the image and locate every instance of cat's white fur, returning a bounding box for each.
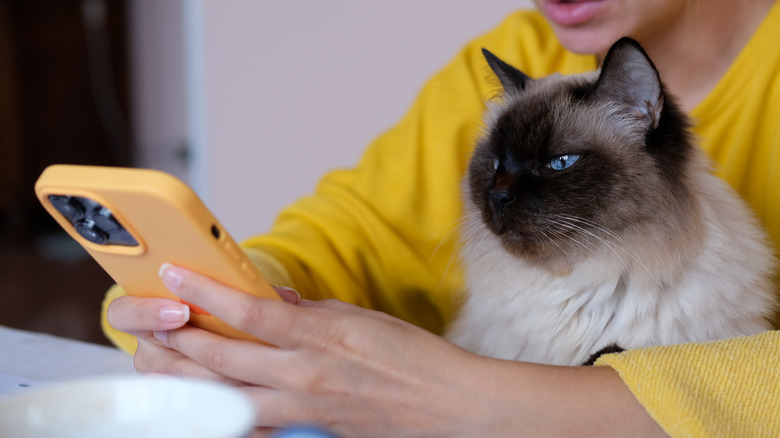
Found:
[447,147,776,366]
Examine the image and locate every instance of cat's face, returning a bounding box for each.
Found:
[467,39,694,264]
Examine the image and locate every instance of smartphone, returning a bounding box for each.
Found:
[34,164,280,343]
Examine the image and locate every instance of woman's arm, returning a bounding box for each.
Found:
[148,264,666,437]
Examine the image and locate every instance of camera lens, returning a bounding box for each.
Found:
[48,195,85,222]
[91,207,121,232]
[91,206,138,246]
[74,218,109,245]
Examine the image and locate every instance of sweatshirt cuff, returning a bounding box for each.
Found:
[100,284,138,354]
[595,331,780,438]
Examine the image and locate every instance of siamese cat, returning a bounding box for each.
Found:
[446,38,777,366]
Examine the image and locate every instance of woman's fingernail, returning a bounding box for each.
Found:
[275,286,301,303]
[153,330,168,345]
[159,263,184,291]
[159,303,190,323]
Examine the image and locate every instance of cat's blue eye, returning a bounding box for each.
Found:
[491,158,500,171]
[548,154,580,171]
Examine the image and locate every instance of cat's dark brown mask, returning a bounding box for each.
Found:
[468,38,696,264]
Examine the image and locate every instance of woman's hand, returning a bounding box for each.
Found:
[105,271,299,384]
[155,264,491,437]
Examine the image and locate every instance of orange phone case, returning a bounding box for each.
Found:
[35,164,279,342]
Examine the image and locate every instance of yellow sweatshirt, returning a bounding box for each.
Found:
[103,5,780,437]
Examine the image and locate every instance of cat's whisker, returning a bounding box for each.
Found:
[538,221,581,251]
[557,215,645,263]
[536,217,631,281]
[558,215,632,248]
[467,227,494,260]
[556,215,657,283]
[458,215,488,248]
[537,228,566,254]
[433,212,486,294]
[545,220,610,263]
[427,85,489,110]
[428,211,480,263]
[553,218,635,274]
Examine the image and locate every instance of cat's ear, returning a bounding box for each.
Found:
[595,37,663,130]
[482,48,531,93]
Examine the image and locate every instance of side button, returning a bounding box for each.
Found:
[241,261,259,281]
[223,241,243,263]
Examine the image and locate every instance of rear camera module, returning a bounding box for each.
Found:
[48,195,138,247]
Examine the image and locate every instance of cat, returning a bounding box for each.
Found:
[445,37,778,366]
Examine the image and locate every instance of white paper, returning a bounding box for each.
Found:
[0,372,45,399]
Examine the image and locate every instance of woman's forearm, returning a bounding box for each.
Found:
[473,356,668,437]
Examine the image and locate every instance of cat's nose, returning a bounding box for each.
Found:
[490,190,515,212]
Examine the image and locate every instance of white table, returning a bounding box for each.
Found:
[0,325,135,398]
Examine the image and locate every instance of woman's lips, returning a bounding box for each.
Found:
[542,0,606,26]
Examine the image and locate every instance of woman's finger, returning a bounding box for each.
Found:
[106,294,190,334]
[159,264,311,349]
[163,323,288,388]
[274,286,301,304]
[135,331,245,386]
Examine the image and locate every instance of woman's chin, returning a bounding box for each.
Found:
[551,27,624,56]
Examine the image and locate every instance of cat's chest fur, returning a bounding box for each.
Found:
[448,235,636,365]
[447,210,773,366]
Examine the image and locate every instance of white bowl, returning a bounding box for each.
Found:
[0,375,254,438]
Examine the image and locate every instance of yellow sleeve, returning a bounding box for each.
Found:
[596,331,780,438]
[100,284,137,354]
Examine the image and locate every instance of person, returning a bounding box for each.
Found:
[103,0,780,436]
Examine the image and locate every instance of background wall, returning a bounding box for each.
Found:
[132,0,534,240]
